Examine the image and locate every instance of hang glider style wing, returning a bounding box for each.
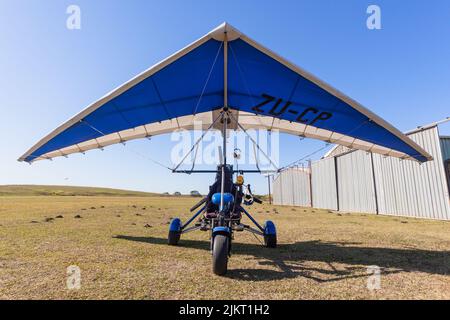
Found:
[19,23,432,163]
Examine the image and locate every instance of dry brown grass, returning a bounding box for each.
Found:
[0,195,449,299]
[0,184,159,197]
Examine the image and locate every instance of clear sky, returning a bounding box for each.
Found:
[1,0,449,194]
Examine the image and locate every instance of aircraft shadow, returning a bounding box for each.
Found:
[113,235,450,282]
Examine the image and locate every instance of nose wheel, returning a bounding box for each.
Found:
[212,234,229,275]
[165,203,278,277]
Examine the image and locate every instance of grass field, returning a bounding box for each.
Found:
[0,187,449,299]
[0,185,159,197]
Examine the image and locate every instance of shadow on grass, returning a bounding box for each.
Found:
[113,235,450,282]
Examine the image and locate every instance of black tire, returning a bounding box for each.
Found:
[264,234,277,248]
[168,231,180,245]
[212,234,229,275]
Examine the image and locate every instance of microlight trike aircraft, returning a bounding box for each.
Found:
[19,23,431,275]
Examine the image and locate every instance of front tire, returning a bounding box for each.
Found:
[212,234,229,275]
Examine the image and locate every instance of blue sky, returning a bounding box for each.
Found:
[1,0,449,194]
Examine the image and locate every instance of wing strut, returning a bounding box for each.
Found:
[219,31,229,211]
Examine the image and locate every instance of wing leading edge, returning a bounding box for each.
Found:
[19,23,432,163]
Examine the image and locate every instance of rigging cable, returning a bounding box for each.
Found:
[80,119,173,171]
[228,111,279,172]
[192,41,224,115]
[171,112,224,172]
[278,118,372,172]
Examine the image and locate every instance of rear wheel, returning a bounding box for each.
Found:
[264,234,277,248]
[168,230,180,245]
[168,218,181,245]
[212,234,229,275]
[263,220,277,248]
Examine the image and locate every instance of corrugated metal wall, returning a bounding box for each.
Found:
[272,170,283,205]
[372,127,450,219]
[272,168,311,207]
[336,151,377,214]
[441,137,450,161]
[441,137,450,194]
[272,126,450,220]
[311,157,337,210]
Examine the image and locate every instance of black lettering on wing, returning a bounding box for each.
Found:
[269,99,292,116]
[251,94,274,113]
[296,107,318,123]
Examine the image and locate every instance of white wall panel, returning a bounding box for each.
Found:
[311,157,338,210]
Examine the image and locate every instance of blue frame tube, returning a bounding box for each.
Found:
[181,205,206,230]
[241,207,264,232]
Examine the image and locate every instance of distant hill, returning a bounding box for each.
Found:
[0,185,160,197]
